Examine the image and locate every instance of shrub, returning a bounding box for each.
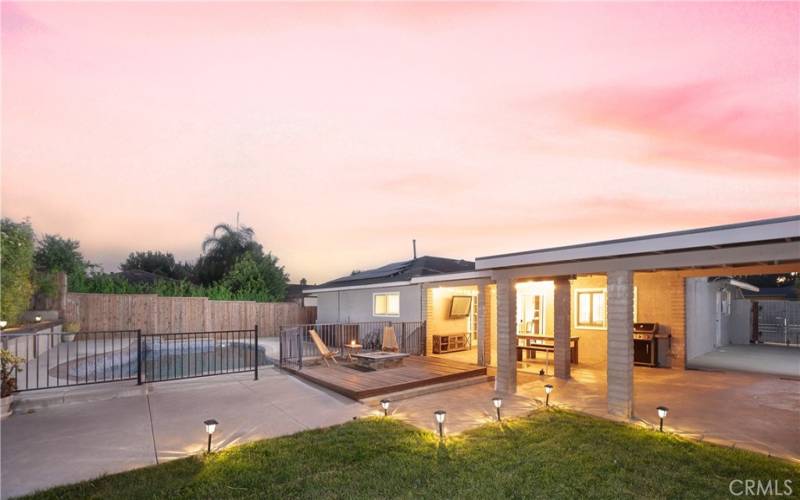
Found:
[1,348,25,397]
[0,219,35,325]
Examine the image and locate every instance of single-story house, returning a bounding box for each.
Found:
[309,215,800,417]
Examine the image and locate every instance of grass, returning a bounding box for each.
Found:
[23,410,799,499]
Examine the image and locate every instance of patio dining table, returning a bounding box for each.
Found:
[516,335,580,364]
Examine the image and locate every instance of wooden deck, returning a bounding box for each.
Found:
[283,355,487,400]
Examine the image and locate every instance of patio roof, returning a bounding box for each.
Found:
[476,215,800,271]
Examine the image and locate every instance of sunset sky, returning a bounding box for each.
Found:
[2,2,798,283]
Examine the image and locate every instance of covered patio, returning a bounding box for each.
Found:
[476,216,800,421]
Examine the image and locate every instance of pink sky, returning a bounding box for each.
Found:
[2,2,798,283]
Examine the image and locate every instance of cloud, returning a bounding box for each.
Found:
[545,80,799,176]
[1,2,48,38]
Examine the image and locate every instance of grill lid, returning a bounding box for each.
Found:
[633,322,659,334]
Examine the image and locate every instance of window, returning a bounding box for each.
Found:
[574,287,638,329]
[576,289,605,328]
[373,292,400,316]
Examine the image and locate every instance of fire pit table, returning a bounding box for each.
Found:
[351,351,410,370]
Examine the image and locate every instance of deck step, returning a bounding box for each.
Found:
[360,374,494,404]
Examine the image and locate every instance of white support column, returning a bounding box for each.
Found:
[495,276,517,394]
[607,269,634,418]
[553,277,571,379]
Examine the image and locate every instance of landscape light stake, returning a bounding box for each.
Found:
[657,406,669,432]
[492,397,503,421]
[204,419,218,453]
[544,384,553,407]
[380,399,390,416]
[434,410,446,440]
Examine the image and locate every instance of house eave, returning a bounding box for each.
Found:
[476,216,800,270]
[307,280,414,293]
[410,270,493,284]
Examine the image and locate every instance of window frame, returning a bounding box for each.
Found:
[372,292,400,317]
[574,288,606,330]
[573,287,638,330]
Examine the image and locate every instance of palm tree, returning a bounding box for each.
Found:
[196,224,263,284]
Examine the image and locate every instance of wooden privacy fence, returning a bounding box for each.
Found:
[64,293,316,336]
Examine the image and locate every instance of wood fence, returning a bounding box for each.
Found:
[64,293,316,336]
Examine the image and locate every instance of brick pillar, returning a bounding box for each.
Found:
[477,284,488,366]
[495,276,517,394]
[607,270,634,418]
[553,277,571,379]
[669,273,686,369]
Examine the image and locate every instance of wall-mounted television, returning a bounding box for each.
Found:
[449,295,473,318]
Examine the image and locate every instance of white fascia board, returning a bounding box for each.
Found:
[308,281,413,293]
[410,270,492,284]
[477,217,800,270]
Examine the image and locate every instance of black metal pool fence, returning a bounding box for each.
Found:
[1,327,265,392]
[278,321,426,370]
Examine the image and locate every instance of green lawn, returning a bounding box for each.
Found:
[23,410,799,499]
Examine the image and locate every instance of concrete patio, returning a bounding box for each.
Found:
[1,368,368,499]
[379,362,799,461]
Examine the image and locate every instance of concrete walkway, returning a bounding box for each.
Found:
[687,344,800,378]
[1,368,368,499]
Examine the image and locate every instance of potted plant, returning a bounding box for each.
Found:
[61,321,80,342]
[1,349,24,418]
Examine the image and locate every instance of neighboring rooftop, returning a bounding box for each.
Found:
[476,215,800,270]
[313,256,475,289]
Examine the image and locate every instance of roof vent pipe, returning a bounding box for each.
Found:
[413,239,417,259]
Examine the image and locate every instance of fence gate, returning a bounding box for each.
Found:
[757,301,800,346]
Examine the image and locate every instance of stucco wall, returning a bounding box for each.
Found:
[685,277,717,360]
[728,300,752,345]
[315,284,422,323]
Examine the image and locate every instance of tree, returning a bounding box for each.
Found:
[220,252,289,302]
[120,251,193,280]
[1,218,35,325]
[34,234,88,277]
[196,224,263,285]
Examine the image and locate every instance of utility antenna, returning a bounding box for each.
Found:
[236,211,240,230]
[412,239,417,259]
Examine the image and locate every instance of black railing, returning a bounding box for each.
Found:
[141,328,263,383]
[278,321,426,370]
[2,326,265,393]
[1,329,139,392]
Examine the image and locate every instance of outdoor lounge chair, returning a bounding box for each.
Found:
[382,325,400,352]
[309,329,338,367]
